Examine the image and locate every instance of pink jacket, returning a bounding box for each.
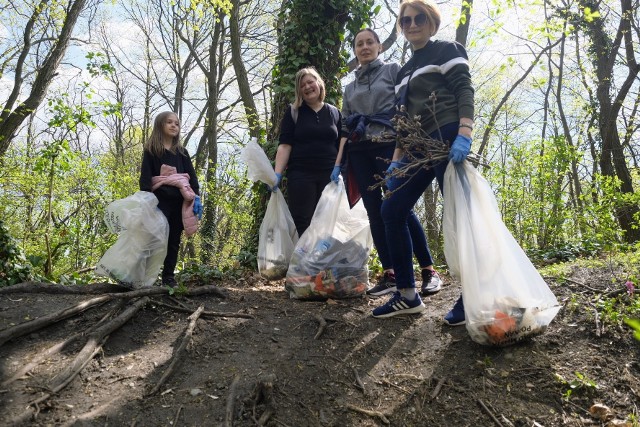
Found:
[151,164,199,236]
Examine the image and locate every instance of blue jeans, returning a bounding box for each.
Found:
[381,122,459,288]
[348,143,432,270]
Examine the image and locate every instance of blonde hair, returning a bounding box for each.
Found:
[397,0,441,36]
[293,67,326,108]
[144,111,184,158]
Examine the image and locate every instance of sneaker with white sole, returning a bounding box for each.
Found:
[420,269,442,296]
[366,271,397,296]
[444,295,465,326]
[372,291,425,318]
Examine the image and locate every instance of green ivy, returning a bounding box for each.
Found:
[0,219,33,287]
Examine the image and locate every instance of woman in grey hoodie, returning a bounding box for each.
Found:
[332,28,442,298]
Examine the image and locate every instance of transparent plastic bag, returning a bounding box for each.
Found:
[443,161,560,346]
[95,191,169,288]
[241,138,298,279]
[285,178,372,299]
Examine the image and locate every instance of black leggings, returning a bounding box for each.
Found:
[286,168,332,236]
[157,196,184,280]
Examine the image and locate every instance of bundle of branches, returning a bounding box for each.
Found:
[371,106,486,198]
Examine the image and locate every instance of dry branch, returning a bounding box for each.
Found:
[430,377,446,400]
[226,375,241,427]
[50,296,150,391]
[345,403,390,425]
[0,281,128,295]
[1,300,125,386]
[0,294,113,347]
[313,313,327,340]
[477,398,505,427]
[146,306,205,397]
[151,299,254,319]
[352,367,366,394]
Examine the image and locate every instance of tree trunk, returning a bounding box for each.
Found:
[0,0,89,157]
[229,0,263,140]
[581,0,640,242]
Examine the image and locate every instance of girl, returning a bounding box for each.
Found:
[372,0,474,321]
[272,67,342,236]
[333,28,443,299]
[139,112,202,287]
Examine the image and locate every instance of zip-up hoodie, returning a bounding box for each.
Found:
[342,58,400,143]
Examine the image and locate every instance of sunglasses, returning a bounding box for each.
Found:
[400,13,428,29]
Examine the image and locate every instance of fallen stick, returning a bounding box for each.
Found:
[0,285,226,348]
[2,300,125,386]
[0,281,128,295]
[11,337,107,426]
[173,405,183,426]
[151,299,254,319]
[146,306,205,396]
[352,367,366,394]
[0,294,113,347]
[50,297,150,391]
[477,398,505,427]
[345,403,390,425]
[313,314,327,340]
[225,375,241,427]
[430,377,446,400]
[251,374,276,426]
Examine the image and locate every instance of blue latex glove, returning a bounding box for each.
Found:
[385,161,402,186]
[330,165,341,183]
[269,173,282,192]
[449,135,472,163]
[193,196,203,220]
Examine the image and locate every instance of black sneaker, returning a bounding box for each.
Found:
[366,271,397,296]
[420,269,442,296]
[162,276,177,288]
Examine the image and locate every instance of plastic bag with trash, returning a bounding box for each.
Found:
[285,178,372,299]
[443,161,560,346]
[241,138,298,279]
[95,191,169,288]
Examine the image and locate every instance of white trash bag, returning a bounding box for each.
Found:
[285,178,373,300]
[443,161,560,346]
[95,191,169,288]
[241,138,298,279]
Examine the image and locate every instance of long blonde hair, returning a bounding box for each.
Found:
[293,67,326,108]
[144,111,184,158]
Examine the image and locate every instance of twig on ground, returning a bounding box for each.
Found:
[477,398,505,427]
[173,405,183,426]
[151,299,254,319]
[225,375,241,427]
[0,294,112,347]
[251,374,276,426]
[146,306,205,396]
[352,367,366,394]
[313,313,327,340]
[430,377,446,400]
[345,403,390,425]
[51,297,150,391]
[0,282,128,295]
[2,300,126,386]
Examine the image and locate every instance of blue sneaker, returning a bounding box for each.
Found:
[372,291,425,318]
[444,296,465,326]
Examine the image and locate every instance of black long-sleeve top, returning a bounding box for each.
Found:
[278,102,341,172]
[139,148,200,201]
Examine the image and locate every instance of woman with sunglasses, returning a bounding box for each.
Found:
[372,0,474,325]
[332,28,443,299]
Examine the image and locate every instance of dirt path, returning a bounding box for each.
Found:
[0,266,638,426]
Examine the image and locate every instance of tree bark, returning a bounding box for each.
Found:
[0,0,89,157]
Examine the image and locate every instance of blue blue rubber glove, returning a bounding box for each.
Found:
[449,135,472,163]
[269,173,282,192]
[193,196,203,220]
[385,161,402,186]
[330,165,341,183]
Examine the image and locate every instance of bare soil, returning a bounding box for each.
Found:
[0,262,639,427]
